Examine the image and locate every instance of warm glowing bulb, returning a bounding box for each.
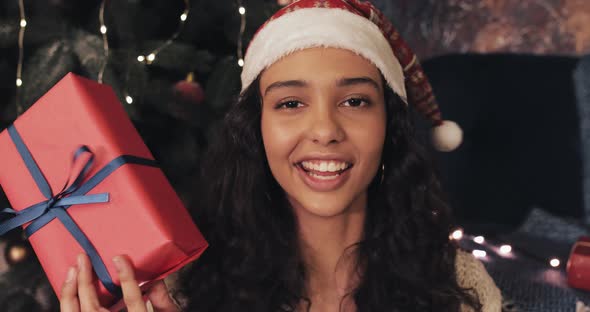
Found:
[20,19,27,27]
[137,55,145,62]
[125,96,133,104]
[550,258,560,267]
[472,250,487,258]
[238,58,245,67]
[239,7,246,15]
[100,25,107,34]
[499,245,512,254]
[147,53,156,62]
[450,229,463,240]
[180,13,188,21]
[16,78,22,87]
[9,245,26,262]
[473,236,485,244]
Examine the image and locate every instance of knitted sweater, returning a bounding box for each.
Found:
[456,249,503,312]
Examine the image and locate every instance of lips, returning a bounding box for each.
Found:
[299,160,352,174]
[294,160,353,192]
[297,161,352,176]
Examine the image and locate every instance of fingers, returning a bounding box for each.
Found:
[113,255,147,312]
[61,253,153,312]
[146,280,180,312]
[60,266,80,312]
[76,253,103,311]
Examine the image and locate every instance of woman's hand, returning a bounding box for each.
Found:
[60,253,180,312]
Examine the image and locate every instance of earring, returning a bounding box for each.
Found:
[380,163,385,185]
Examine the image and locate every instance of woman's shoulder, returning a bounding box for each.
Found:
[455,249,502,312]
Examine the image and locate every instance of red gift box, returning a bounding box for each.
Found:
[0,73,208,308]
[567,236,590,291]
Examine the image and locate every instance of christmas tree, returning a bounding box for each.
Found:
[0,0,286,309]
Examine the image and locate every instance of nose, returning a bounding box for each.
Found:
[305,101,345,146]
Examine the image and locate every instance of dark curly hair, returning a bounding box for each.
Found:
[177,76,482,311]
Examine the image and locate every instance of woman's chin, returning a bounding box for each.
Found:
[293,197,361,219]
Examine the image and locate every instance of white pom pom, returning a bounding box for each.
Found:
[431,120,463,152]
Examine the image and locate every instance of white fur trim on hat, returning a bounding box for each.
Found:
[240,8,407,103]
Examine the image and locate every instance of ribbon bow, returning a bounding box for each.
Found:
[0,125,159,299]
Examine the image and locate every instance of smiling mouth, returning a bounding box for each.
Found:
[295,161,353,180]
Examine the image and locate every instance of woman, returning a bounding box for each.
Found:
[60,0,501,311]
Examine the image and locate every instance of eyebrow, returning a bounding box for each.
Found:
[264,80,308,96]
[336,77,381,93]
[263,76,382,96]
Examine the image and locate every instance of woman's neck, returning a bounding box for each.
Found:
[291,192,367,310]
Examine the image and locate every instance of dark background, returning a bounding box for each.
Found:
[0,0,589,310]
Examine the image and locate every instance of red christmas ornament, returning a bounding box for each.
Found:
[567,236,590,291]
[173,72,205,105]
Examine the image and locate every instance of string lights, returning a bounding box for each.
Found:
[96,0,190,105]
[450,228,464,240]
[499,244,512,255]
[136,0,190,66]
[98,0,108,84]
[15,0,27,115]
[237,0,247,67]
[124,0,191,105]
[450,227,561,268]
[94,0,247,106]
[472,249,487,258]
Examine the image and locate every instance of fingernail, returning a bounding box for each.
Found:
[66,267,76,282]
[112,256,123,272]
[77,254,83,269]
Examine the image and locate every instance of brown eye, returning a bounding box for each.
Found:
[276,100,303,109]
[342,97,370,108]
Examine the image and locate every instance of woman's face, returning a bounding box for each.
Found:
[260,47,387,218]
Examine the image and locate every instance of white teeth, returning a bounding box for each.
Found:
[301,160,350,173]
[307,171,339,180]
[327,162,337,172]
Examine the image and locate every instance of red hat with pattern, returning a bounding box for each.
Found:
[241,0,462,152]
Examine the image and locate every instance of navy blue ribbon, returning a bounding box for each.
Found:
[0,125,159,299]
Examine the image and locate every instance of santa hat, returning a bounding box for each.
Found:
[241,0,462,152]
